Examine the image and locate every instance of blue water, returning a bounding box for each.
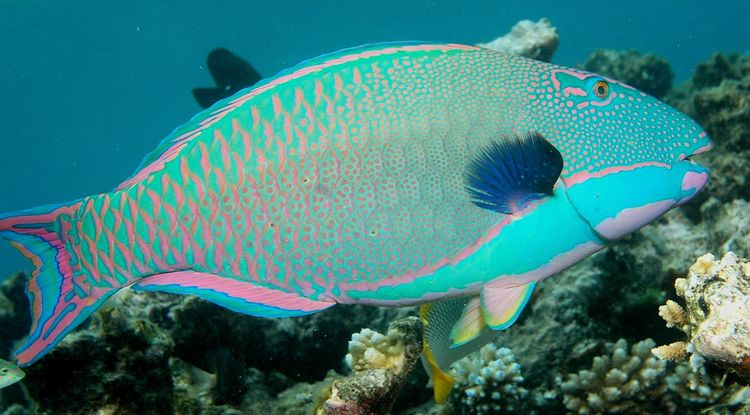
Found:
[0,0,748,276]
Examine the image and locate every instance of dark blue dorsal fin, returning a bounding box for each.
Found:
[464,131,563,214]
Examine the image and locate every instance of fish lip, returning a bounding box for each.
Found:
[677,134,713,162]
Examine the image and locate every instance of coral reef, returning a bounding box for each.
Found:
[318,317,424,414]
[581,49,674,99]
[664,357,730,406]
[20,290,176,414]
[478,18,559,62]
[560,338,671,414]
[561,337,750,415]
[653,252,750,383]
[0,273,29,360]
[168,294,413,390]
[0,278,424,414]
[450,343,528,414]
[0,274,33,412]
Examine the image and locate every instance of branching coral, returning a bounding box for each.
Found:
[450,343,528,414]
[560,339,670,414]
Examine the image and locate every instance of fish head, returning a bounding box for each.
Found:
[0,358,25,389]
[543,67,712,240]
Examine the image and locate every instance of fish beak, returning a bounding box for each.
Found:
[677,139,713,163]
[675,132,712,206]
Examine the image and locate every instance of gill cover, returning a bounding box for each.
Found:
[563,160,709,240]
[549,71,712,240]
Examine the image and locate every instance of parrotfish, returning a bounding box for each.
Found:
[0,358,25,389]
[0,43,710,399]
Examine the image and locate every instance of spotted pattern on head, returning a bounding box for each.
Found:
[521,67,705,177]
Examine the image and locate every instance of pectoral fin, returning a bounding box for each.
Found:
[419,284,537,404]
[480,281,537,330]
[464,131,563,214]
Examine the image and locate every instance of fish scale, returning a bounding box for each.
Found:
[0,43,710,368]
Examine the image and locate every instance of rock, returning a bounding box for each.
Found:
[654,252,750,383]
[478,18,559,62]
[318,317,424,415]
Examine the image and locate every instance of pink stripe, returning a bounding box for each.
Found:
[81,201,102,275]
[551,68,588,90]
[117,139,191,190]
[88,206,117,280]
[693,141,712,154]
[152,181,181,263]
[185,200,207,268]
[591,91,616,107]
[682,170,708,192]
[213,167,228,197]
[233,118,252,162]
[215,129,232,171]
[563,161,671,187]
[594,200,675,239]
[168,181,191,260]
[137,271,335,312]
[562,86,586,97]
[198,142,212,179]
[119,195,145,274]
[179,158,205,201]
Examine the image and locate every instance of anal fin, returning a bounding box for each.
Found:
[421,338,455,404]
[480,281,536,329]
[448,296,486,348]
[132,271,335,318]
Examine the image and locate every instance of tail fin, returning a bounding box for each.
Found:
[0,200,118,366]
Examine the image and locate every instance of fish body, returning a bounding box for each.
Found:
[0,358,24,389]
[0,43,710,369]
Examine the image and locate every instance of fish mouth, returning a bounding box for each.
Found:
[677,132,713,163]
[675,133,712,205]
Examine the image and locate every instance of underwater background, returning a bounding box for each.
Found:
[1,1,750,414]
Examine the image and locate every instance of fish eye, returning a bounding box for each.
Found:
[0,368,7,375]
[593,80,610,99]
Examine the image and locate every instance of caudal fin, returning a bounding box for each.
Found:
[0,200,118,366]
